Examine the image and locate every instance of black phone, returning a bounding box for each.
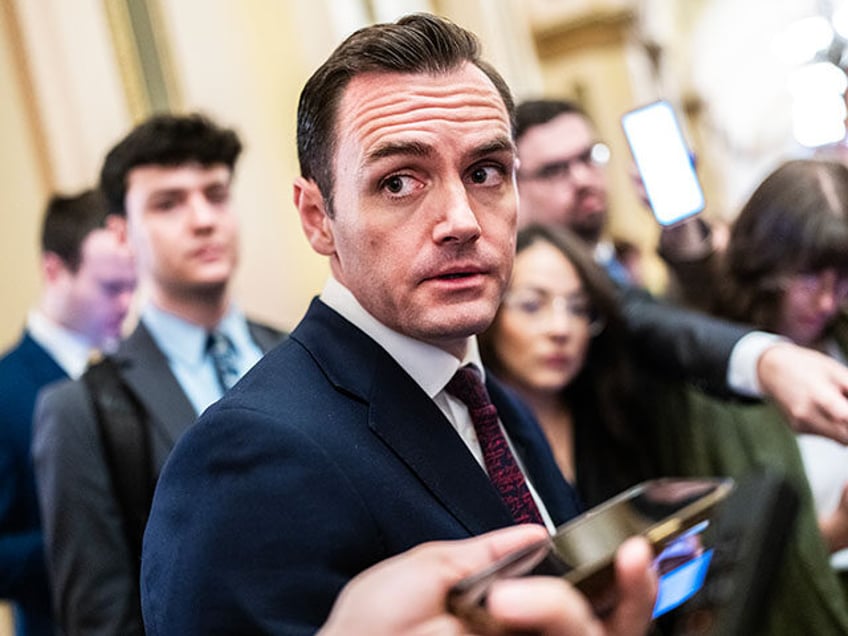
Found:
[621,100,706,226]
[666,470,799,636]
[448,477,734,630]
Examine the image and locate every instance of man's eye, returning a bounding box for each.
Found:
[468,165,504,185]
[206,187,230,204]
[384,176,405,194]
[379,174,419,198]
[151,198,178,211]
[537,162,568,180]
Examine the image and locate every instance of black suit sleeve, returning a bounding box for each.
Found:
[619,284,752,395]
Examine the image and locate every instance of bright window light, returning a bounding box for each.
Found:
[773,16,834,65]
[792,95,847,147]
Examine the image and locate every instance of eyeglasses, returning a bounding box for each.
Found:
[783,270,848,303]
[502,289,605,336]
[518,142,610,183]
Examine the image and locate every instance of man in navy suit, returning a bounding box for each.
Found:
[141,14,652,636]
[0,190,135,636]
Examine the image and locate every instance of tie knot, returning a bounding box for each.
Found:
[207,331,233,355]
[445,365,491,411]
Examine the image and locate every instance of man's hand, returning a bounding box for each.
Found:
[318,525,657,636]
[758,342,848,444]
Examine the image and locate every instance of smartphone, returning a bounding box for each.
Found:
[621,100,706,226]
[447,477,734,630]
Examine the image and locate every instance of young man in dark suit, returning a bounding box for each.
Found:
[33,114,286,636]
[0,189,135,636]
[141,15,652,636]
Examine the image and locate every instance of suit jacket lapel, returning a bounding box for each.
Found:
[247,321,285,353]
[293,300,517,534]
[20,332,68,386]
[112,323,197,446]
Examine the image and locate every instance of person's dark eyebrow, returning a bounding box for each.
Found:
[469,136,515,160]
[365,140,432,165]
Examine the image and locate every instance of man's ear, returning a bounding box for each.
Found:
[294,177,335,256]
[42,251,68,283]
[104,214,128,243]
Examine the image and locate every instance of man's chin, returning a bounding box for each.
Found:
[573,214,605,244]
[422,314,495,344]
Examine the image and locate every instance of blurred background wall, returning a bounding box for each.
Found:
[3,0,845,350]
[4,0,848,631]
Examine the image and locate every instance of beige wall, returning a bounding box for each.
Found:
[0,0,824,350]
[0,0,571,350]
[0,1,45,352]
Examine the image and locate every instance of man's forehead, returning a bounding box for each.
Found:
[518,112,595,160]
[336,65,511,150]
[127,163,231,189]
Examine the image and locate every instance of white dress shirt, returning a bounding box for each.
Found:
[27,310,94,380]
[320,276,557,531]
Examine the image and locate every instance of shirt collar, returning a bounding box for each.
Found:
[26,310,93,379]
[140,302,249,367]
[320,276,484,398]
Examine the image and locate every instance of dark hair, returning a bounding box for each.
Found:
[718,159,848,331]
[514,99,587,143]
[41,188,110,272]
[100,113,242,216]
[296,12,515,217]
[479,224,654,505]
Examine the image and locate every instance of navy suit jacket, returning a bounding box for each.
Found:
[142,299,581,635]
[0,332,63,636]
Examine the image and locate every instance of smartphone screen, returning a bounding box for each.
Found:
[652,521,713,618]
[621,100,706,226]
[448,478,734,624]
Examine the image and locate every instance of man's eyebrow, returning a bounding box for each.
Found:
[147,188,185,198]
[470,136,516,159]
[365,140,432,165]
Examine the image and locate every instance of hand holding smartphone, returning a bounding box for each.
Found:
[447,477,734,631]
[621,100,706,226]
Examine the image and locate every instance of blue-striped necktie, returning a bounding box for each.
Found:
[206,331,240,393]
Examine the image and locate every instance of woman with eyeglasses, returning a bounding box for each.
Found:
[478,223,848,635]
[665,159,848,584]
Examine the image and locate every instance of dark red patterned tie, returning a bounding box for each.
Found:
[446,366,544,524]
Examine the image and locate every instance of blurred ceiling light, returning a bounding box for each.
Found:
[773,15,834,65]
[792,98,847,148]
[833,3,848,39]
[788,61,848,96]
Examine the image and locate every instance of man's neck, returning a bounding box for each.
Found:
[37,296,97,348]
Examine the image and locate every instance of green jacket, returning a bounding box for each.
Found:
[653,383,848,635]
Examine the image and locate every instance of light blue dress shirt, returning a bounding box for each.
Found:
[140,304,263,415]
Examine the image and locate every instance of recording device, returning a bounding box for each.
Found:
[447,477,734,631]
[666,471,799,636]
[621,100,706,226]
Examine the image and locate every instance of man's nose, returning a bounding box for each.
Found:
[433,182,481,244]
[188,195,217,227]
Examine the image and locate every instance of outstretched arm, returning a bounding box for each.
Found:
[758,343,848,444]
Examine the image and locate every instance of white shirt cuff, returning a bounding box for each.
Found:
[727,331,787,398]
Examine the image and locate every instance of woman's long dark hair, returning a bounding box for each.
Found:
[479,224,657,505]
[718,159,848,331]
